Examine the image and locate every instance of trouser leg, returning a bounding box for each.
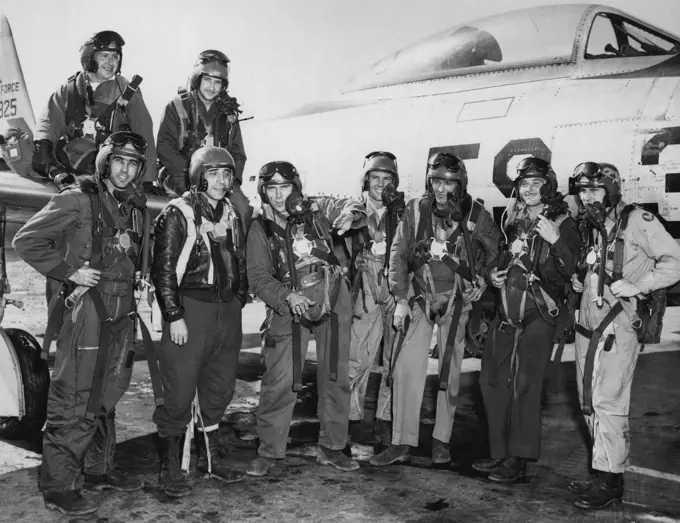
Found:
[432,304,471,444]
[152,296,204,438]
[590,322,640,473]
[83,410,116,476]
[391,305,432,447]
[348,290,384,421]
[376,323,396,422]
[480,318,514,460]
[506,316,555,460]
[256,312,311,459]
[197,300,243,429]
[41,291,132,491]
[315,282,352,450]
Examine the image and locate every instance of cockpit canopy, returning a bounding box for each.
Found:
[345,4,680,92]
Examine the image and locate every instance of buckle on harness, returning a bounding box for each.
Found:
[498,321,513,332]
[548,307,559,317]
[632,318,642,330]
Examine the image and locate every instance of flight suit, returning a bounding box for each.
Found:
[35,72,157,182]
[388,196,500,447]
[246,197,364,459]
[480,206,579,462]
[13,181,144,493]
[575,203,680,474]
[348,195,395,424]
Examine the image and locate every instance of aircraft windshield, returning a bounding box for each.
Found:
[348,5,587,91]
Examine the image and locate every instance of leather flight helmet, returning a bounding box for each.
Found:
[514,156,557,197]
[189,146,235,192]
[80,30,125,74]
[257,161,302,203]
[362,151,399,191]
[570,161,622,208]
[95,131,147,182]
[189,50,230,94]
[426,152,468,195]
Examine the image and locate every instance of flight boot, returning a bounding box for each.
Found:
[471,458,505,473]
[573,472,624,510]
[84,469,144,492]
[431,438,451,465]
[488,457,527,483]
[568,471,598,495]
[43,490,97,516]
[196,429,245,484]
[317,445,360,472]
[246,456,276,477]
[369,444,410,466]
[154,433,192,498]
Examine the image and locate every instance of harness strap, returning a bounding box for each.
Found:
[576,301,624,416]
[438,290,465,394]
[137,314,163,406]
[386,311,412,387]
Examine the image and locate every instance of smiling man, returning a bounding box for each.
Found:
[473,157,579,484]
[156,50,249,227]
[346,152,402,448]
[151,146,247,497]
[13,131,151,516]
[31,31,157,189]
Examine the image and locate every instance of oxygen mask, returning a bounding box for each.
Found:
[113,183,147,211]
[432,191,464,222]
[582,201,607,230]
[381,183,405,214]
[285,192,314,221]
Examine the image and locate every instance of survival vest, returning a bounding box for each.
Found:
[409,196,484,282]
[173,89,240,158]
[585,204,667,345]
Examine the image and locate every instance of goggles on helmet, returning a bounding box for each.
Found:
[104,131,147,154]
[427,152,465,173]
[572,162,606,179]
[516,157,550,176]
[259,161,299,183]
[364,151,398,171]
[92,30,125,51]
[197,50,230,67]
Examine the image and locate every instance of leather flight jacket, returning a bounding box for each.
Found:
[153,195,247,322]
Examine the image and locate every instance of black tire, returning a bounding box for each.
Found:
[0,328,50,446]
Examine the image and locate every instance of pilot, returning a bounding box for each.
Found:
[156,50,249,227]
[370,152,500,467]
[151,146,247,497]
[472,157,579,483]
[569,162,680,510]
[31,31,157,191]
[347,151,402,447]
[13,131,150,516]
[245,161,364,476]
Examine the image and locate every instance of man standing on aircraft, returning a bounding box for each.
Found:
[156,50,249,225]
[568,162,680,510]
[347,151,403,445]
[472,157,579,482]
[151,146,247,497]
[370,152,500,467]
[13,131,150,516]
[31,31,157,191]
[245,161,364,476]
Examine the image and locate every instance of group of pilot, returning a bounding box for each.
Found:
[9,30,680,518]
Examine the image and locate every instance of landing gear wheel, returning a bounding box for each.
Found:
[0,328,49,452]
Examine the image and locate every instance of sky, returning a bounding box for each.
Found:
[3,0,680,130]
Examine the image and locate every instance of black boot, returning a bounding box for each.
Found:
[196,430,245,484]
[43,490,97,516]
[573,472,624,510]
[568,471,598,495]
[154,433,192,498]
[488,457,527,483]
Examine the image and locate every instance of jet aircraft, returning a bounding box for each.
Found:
[1,2,679,462]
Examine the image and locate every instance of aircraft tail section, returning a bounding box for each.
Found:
[0,13,37,176]
[0,14,35,134]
